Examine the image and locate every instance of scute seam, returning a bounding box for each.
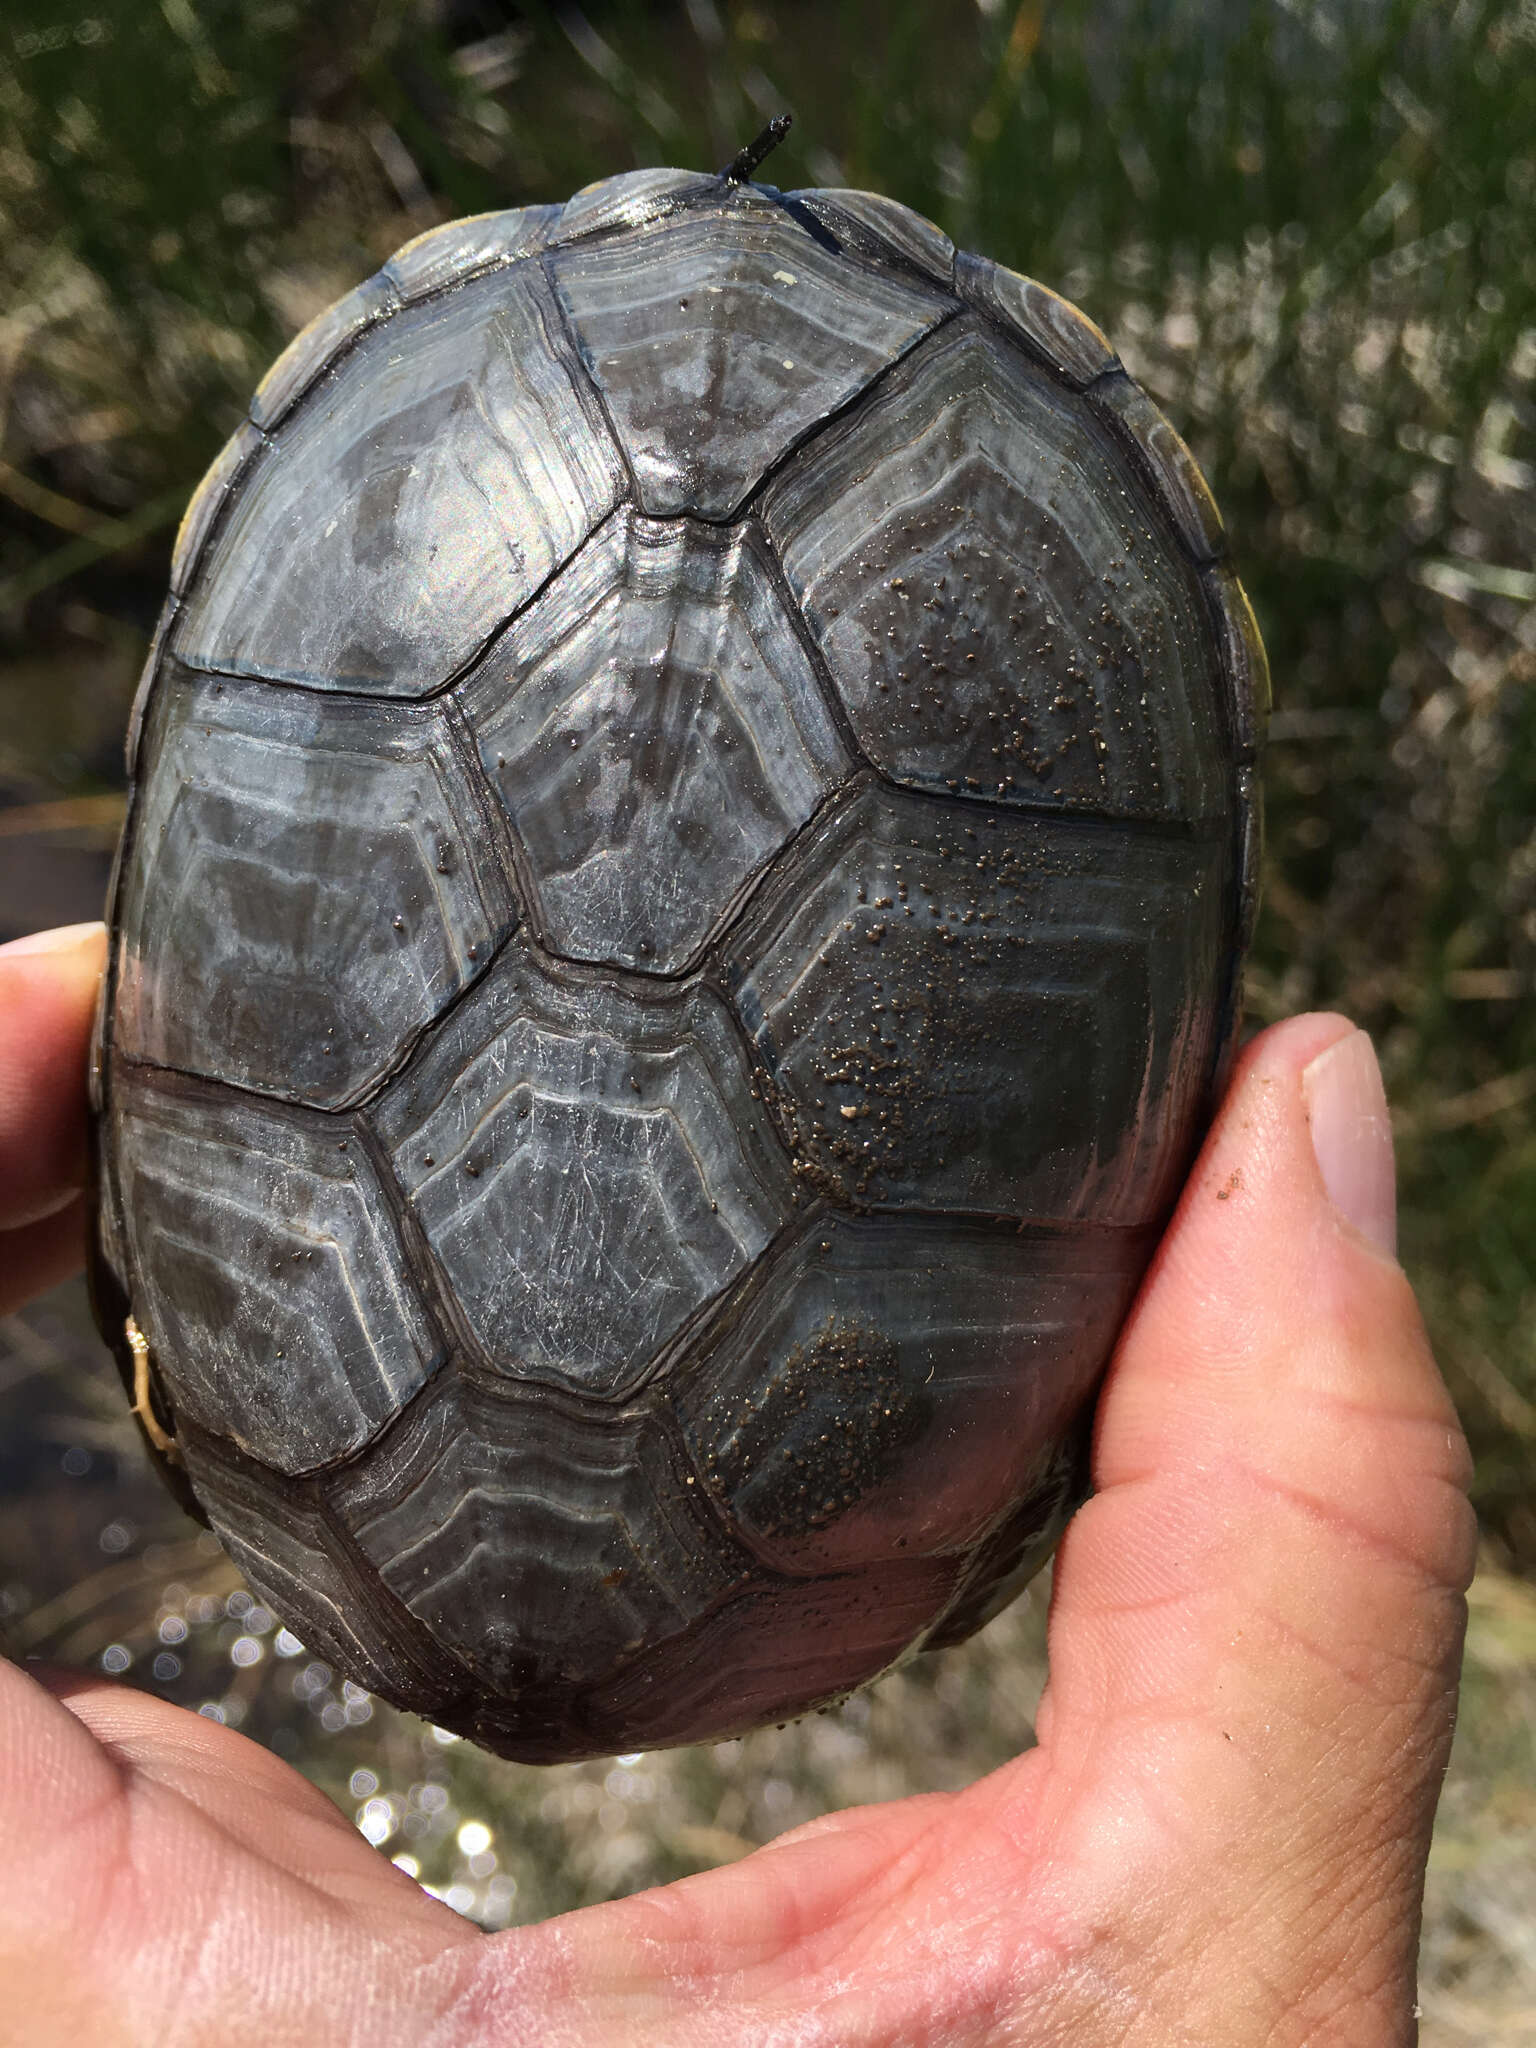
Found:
[171,421,269,600]
[787,190,958,291]
[954,252,1122,394]
[175,1414,475,1716]
[167,494,640,714]
[746,512,873,776]
[713,299,968,532]
[539,248,644,505]
[347,1112,499,1390]
[1087,367,1228,570]
[436,694,533,942]
[245,275,402,435]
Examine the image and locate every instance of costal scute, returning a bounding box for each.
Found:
[90,166,1266,1763]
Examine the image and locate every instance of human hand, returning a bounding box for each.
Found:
[1,924,1474,2046]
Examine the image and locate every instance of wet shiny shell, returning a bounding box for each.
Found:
[92,171,1266,1764]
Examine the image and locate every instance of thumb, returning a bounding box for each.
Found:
[1029,1013,1477,2040]
[0,921,107,1309]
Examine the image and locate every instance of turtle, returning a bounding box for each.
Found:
[89,129,1267,1765]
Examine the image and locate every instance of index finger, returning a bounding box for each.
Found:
[0,922,107,1234]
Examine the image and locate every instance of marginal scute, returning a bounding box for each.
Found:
[169,421,264,598]
[248,273,399,432]
[791,188,956,282]
[174,266,624,695]
[722,780,1228,1221]
[115,666,515,1111]
[122,593,177,781]
[112,1069,442,1476]
[1207,561,1271,756]
[761,323,1229,821]
[559,167,718,241]
[370,947,794,1399]
[383,205,565,301]
[955,250,1118,387]
[675,1213,1144,1575]
[1236,762,1264,956]
[921,1428,1088,1651]
[1091,372,1227,565]
[460,509,851,974]
[87,950,110,1120]
[92,1104,130,1292]
[191,1446,452,1705]
[331,1374,749,1740]
[551,200,953,518]
[580,1554,960,1757]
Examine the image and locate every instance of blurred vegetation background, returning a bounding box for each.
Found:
[1,2,1533,2038]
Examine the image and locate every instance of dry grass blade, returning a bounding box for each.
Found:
[7,1539,235,1658]
[1398,1070,1536,1139]
[0,794,127,843]
[0,489,189,613]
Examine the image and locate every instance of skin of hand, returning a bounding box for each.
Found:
[0,923,1474,2048]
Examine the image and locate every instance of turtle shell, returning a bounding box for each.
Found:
[90,170,1266,1764]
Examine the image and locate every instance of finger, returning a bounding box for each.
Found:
[0,1654,141,2033]
[1027,1013,1477,2036]
[0,923,106,1234]
[464,1790,1032,2048]
[0,1194,88,1313]
[0,1655,477,2043]
[37,1665,450,1918]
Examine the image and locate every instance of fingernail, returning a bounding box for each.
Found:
[0,920,105,958]
[1301,1029,1397,1257]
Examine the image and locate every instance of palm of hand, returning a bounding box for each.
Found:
[1,936,1473,2047]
